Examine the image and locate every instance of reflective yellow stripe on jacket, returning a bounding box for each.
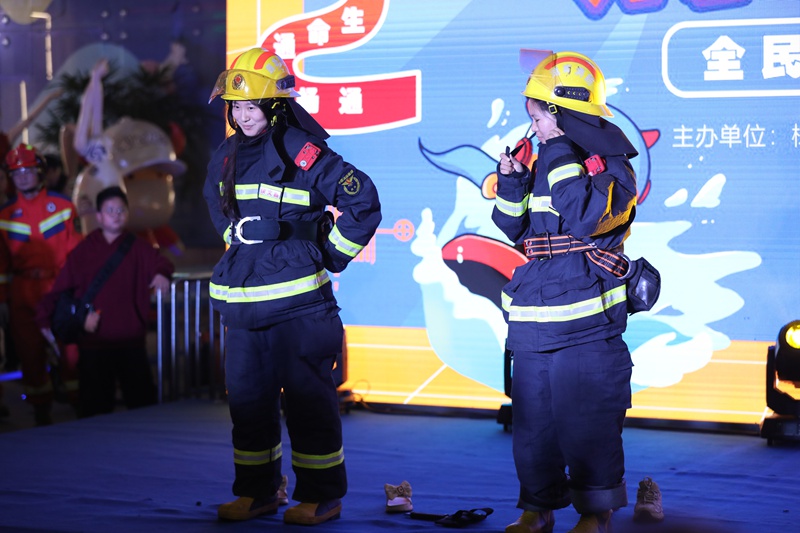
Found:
[39,209,72,234]
[210,270,330,303]
[231,183,311,206]
[502,285,626,322]
[0,220,32,236]
[292,446,344,470]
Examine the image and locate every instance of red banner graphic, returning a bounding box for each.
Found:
[260,0,421,135]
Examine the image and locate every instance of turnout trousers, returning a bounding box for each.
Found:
[511,336,632,514]
[10,276,79,406]
[224,309,346,503]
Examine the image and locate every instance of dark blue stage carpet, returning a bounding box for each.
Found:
[1,400,797,532]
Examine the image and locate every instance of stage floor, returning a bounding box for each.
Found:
[1,398,797,532]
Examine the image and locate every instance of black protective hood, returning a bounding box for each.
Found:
[287,99,330,140]
[556,107,638,159]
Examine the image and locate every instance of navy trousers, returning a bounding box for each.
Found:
[78,338,156,417]
[511,336,632,514]
[224,309,346,503]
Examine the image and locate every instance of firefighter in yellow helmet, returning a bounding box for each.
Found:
[204,48,381,525]
[494,51,645,533]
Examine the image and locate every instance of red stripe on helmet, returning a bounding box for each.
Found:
[543,55,597,77]
[253,51,271,71]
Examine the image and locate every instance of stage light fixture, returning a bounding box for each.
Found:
[759,320,800,445]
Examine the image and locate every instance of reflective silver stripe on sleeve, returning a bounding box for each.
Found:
[547,163,584,189]
[328,226,362,258]
[495,193,529,217]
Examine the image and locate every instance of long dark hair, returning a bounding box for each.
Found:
[220,98,289,220]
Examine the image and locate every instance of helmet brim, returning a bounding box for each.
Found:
[208,70,299,103]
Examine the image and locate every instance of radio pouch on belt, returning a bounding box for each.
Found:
[620,255,661,314]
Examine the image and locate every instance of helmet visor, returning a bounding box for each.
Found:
[208,69,299,103]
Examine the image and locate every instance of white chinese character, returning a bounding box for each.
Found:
[791,124,800,148]
[762,34,800,79]
[719,125,742,148]
[307,18,331,46]
[341,6,365,35]
[744,124,766,148]
[297,87,320,114]
[338,87,363,115]
[273,33,297,59]
[703,36,745,81]
[672,125,694,148]
[695,125,718,148]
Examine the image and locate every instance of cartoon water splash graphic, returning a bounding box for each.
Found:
[626,173,761,392]
[410,207,507,392]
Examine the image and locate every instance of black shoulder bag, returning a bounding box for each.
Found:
[51,234,136,344]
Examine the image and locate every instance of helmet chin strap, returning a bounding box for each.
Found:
[20,183,43,195]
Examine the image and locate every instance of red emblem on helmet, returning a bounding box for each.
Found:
[232,74,244,90]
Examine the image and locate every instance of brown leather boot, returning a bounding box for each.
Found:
[567,511,612,533]
[505,510,555,533]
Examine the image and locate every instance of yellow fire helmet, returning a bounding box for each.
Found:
[522,51,612,118]
[209,47,300,103]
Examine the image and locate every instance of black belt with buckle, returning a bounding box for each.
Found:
[232,216,324,245]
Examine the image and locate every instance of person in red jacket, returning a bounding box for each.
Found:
[37,186,173,417]
[0,143,82,425]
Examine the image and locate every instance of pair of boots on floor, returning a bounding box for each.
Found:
[217,475,342,526]
[506,477,664,533]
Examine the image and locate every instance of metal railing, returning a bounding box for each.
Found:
[154,272,226,403]
[151,272,348,405]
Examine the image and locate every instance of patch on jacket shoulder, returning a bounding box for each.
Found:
[338,169,361,195]
[294,142,321,170]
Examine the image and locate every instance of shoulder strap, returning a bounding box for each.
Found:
[81,233,136,305]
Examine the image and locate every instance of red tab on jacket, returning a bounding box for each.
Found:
[294,142,321,171]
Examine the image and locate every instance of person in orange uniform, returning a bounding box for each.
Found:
[0,144,82,425]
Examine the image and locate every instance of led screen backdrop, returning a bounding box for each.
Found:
[226,0,800,425]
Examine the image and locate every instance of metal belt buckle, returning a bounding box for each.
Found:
[235,215,263,245]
